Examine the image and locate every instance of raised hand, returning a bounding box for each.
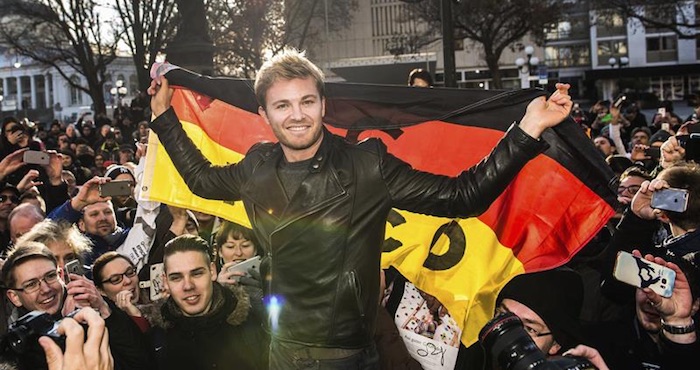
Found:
[0,148,28,182]
[147,76,174,118]
[69,177,111,211]
[519,83,573,139]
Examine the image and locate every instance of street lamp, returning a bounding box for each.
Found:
[608,56,629,68]
[515,45,539,89]
[110,79,128,107]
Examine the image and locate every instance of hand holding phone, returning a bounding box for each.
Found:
[226,256,261,276]
[63,259,85,283]
[613,251,676,297]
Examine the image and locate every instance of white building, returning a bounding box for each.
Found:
[0,51,137,126]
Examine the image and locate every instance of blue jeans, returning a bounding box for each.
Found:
[269,339,380,370]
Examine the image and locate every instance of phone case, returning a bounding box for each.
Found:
[150,263,166,301]
[226,256,261,275]
[99,181,132,197]
[613,251,675,298]
[23,151,50,165]
[651,188,689,213]
[65,260,84,276]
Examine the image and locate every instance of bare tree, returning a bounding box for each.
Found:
[205,0,285,77]
[592,0,697,38]
[0,0,119,115]
[283,0,358,58]
[113,0,178,91]
[406,0,564,88]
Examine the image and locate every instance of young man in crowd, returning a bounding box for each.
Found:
[1,242,154,370]
[144,234,268,370]
[148,48,573,369]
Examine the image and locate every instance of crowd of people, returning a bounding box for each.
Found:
[0,52,697,370]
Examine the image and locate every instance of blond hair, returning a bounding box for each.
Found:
[254,48,325,109]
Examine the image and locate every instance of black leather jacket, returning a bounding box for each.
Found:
[151,107,546,348]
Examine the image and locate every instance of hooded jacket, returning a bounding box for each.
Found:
[142,282,268,370]
[151,107,547,349]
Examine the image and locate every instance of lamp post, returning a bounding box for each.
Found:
[110,80,128,107]
[515,45,539,89]
[608,56,629,68]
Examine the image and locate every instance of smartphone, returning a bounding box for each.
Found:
[657,107,666,116]
[684,133,700,162]
[651,188,689,213]
[661,122,671,132]
[226,256,261,276]
[150,263,166,301]
[644,146,661,160]
[613,95,626,108]
[23,150,50,166]
[63,259,85,283]
[613,251,676,298]
[99,180,133,197]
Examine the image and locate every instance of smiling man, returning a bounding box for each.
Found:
[148,48,573,370]
[155,234,268,370]
[1,241,155,370]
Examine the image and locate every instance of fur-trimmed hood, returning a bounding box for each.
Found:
[140,282,251,330]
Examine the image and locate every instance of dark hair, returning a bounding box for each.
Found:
[408,68,433,87]
[215,221,257,252]
[657,162,700,230]
[619,165,652,182]
[1,242,57,289]
[92,251,134,289]
[164,234,211,272]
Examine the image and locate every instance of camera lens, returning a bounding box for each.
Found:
[480,312,547,370]
[479,311,597,370]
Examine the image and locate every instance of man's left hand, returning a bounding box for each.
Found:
[519,83,573,139]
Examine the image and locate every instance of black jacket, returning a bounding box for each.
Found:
[144,282,269,370]
[151,107,546,348]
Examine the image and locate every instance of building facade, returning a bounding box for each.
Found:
[310,0,699,106]
[0,50,137,125]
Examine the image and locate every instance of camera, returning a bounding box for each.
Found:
[479,311,597,370]
[1,311,64,355]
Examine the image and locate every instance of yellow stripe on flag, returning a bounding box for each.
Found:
[382,210,525,346]
[141,120,251,228]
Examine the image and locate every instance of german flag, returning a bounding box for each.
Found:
[141,65,617,346]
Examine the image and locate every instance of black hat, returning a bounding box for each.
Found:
[105,165,135,183]
[650,130,672,145]
[1,184,21,198]
[497,267,586,352]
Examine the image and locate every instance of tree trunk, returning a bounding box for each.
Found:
[485,52,502,89]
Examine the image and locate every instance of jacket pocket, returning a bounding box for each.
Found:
[346,270,365,319]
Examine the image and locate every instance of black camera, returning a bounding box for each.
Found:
[677,134,700,163]
[479,311,597,370]
[2,311,64,355]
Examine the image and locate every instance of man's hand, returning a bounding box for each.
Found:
[17,169,42,193]
[0,148,28,182]
[147,76,174,117]
[44,151,65,186]
[563,345,609,370]
[70,177,111,212]
[519,83,573,139]
[631,178,669,220]
[660,136,685,169]
[64,274,112,319]
[39,307,114,370]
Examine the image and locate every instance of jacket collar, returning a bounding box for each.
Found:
[242,127,347,227]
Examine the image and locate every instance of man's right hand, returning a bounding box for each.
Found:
[70,176,111,212]
[0,148,28,182]
[147,76,174,117]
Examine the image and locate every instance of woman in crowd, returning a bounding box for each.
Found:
[214,220,261,285]
[93,251,150,332]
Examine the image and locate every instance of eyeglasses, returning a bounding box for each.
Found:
[13,270,60,293]
[617,185,641,195]
[101,267,136,285]
[0,195,20,204]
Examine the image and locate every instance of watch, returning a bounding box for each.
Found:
[661,318,696,335]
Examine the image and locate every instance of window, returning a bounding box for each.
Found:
[545,13,589,40]
[70,75,82,106]
[646,35,677,62]
[545,44,590,68]
[596,40,628,66]
[596,12,626,37]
